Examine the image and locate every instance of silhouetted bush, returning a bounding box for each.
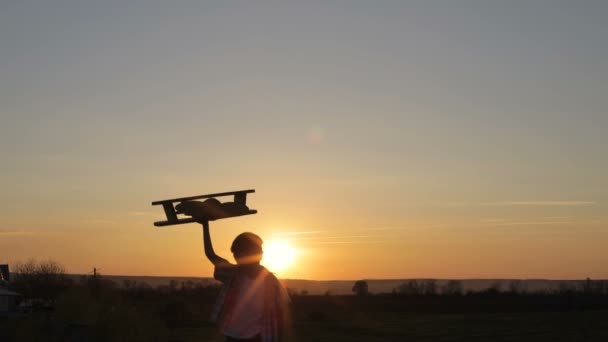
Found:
[397,279,438,296]
[481,281,503,295]
[397,280,422,296]
[441,280,463,296]
[508,280,526,294]
[11,259,72,302]
[56,288,168,341]
[422,279,437,295]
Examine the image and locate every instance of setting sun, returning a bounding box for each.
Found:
[262,239,298,274]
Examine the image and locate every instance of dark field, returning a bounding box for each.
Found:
[161,300,608,342]
[291,297,608,342]
[169,295,608,342]
[164,311,608,342]
[3,286,608,342]
[295,310,608,342]
[3,270,608,342]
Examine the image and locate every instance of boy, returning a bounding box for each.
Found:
[178,200,290,342]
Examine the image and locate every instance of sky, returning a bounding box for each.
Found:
[1,1,607,280]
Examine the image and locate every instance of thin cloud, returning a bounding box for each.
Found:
[271,230,328,236]
[128,211,158,217]
[484,229,608,236]
[288,235,378,241]
[482,201,596,206]
[541,216,574,220]
[480,216,575,224]
[447,201,595,207]
[80,219,117,225]
[479,217,576,226]
[359,224,444,231]
[479,218,510,223]
[317,241,390,245]
[0,230,35,236]
[492,221,576,226]
[271,226,443,239]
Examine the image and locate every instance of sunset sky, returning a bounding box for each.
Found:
[1,1,607,280]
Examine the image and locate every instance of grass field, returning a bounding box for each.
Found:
[164,294,608,342]
[3,285,608,341]
[166,309,608,341]
[293,310,608,342]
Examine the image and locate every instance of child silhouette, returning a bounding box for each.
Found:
[178,199,290,342]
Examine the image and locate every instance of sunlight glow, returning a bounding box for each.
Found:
[262,239,298,274]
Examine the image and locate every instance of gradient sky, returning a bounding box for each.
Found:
[1,1,607,280]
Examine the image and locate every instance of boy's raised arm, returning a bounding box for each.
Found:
[201,221,230,266]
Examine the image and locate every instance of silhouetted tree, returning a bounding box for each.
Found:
[398,280,422,296]
[598,280,608,295]
[508,280,526,294]
[557,281,575,295]
[580,278,607,295]
[484,281,502,295]
[11,259,71,301]
[352,280,369,296]
[422,279,437,295]
[441,280,463,296]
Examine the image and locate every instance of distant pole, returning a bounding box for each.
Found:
[92,267,99,297]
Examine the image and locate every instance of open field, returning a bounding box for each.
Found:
[3,278,608,341]
[162,304,608,342]
[293,310,608,342]
[290,295,608,342]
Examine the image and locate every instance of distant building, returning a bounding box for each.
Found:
[0,264,9,283]
[0,288,19,313]
[0,264,19,314]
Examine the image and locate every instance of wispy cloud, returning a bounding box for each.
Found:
[271,230,328,236]
[271,226,442,240]
[317,240,391,245]
[480,216,576,226]
[0,229,35,236]
[484,229,608,236]
[358,225,444,231]
[128,211,159,217]
[483,201,596,206]
[541,216,574,220]
[288,235,377,241]
[492,221,575,226]
[80,219,117,225]
[447,201,596,207]
[479,218,510,223]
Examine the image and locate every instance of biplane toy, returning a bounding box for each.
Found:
[152,189,257,227]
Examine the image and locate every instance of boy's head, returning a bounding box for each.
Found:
[231,232,263,264]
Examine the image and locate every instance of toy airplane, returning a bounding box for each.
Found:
[152,189,257,227]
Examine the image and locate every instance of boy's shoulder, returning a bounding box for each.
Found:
[214,262,237,284]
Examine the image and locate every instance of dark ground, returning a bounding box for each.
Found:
[2,283,608,341]
[147,294,608,342]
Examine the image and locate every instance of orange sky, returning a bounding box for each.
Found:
[2,185,607,280]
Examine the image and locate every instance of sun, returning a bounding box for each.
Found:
[262,239,298,274]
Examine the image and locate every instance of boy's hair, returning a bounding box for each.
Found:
[231,232,263,258]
